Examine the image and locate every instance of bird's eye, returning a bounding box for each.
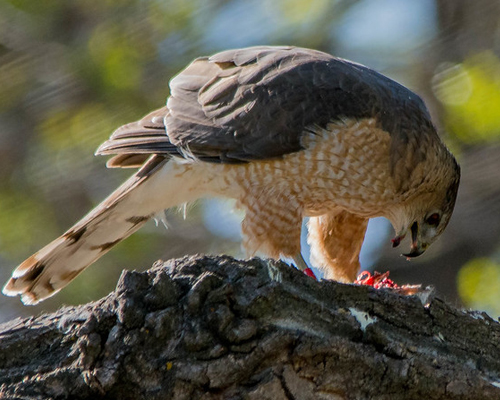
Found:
[426,213,440,226]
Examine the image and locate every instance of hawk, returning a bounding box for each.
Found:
[3,46,460,305]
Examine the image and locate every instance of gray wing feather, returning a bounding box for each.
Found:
[97,46,438,166]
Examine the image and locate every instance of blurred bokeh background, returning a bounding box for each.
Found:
[1,0,500,322]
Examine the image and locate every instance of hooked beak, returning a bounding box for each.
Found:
[402,222,425,258]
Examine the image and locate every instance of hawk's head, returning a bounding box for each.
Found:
[389,160,460,258]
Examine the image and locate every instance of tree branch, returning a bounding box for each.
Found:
[1,255,499,399]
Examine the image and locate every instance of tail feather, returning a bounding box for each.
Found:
[2,155,201,305]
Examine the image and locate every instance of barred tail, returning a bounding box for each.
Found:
[3,156,204,304]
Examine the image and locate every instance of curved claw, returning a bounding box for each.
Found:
[391,236,402,248]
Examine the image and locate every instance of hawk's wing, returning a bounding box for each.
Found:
[97,46,436,166]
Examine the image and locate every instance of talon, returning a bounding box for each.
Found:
[391,236,402,248]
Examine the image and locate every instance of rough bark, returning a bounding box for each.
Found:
[1,255,499,400]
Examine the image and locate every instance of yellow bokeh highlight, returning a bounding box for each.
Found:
[102,46,142,90]
[87,23,144,90]
[457,258,500,317]
[433,51,500,143]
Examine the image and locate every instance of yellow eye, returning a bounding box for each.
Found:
[426,213,440,227]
